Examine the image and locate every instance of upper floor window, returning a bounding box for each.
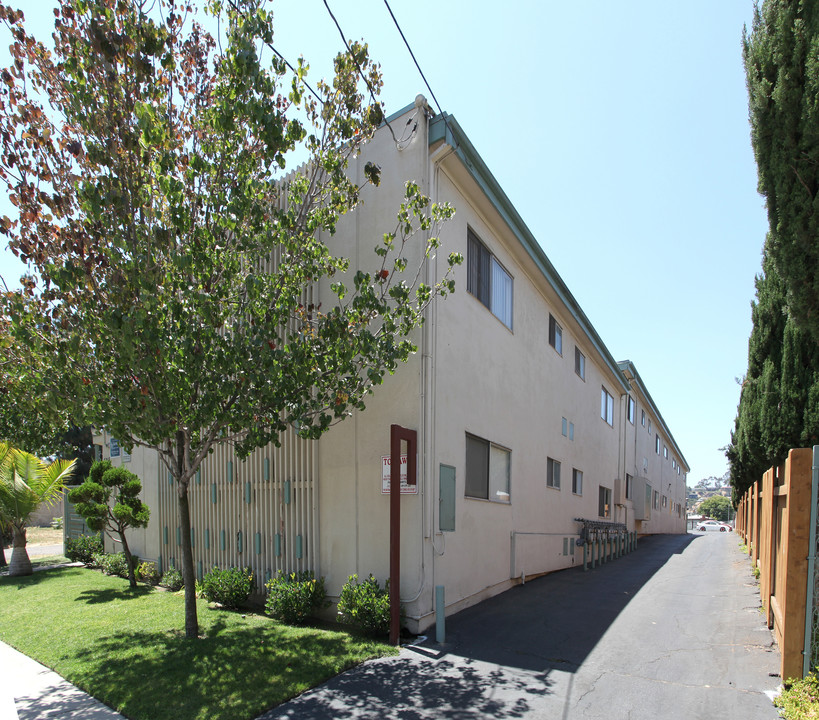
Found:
[575,347,585,380]
[467,229,513,329]
[548,314,563,355]
[547,457,561,489]
[627,397,635,424]
[572,468,583,495]
[655,434,660,454]
[601,387,614,426]
[641,410,646,427]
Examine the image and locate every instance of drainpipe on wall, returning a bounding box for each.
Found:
[419,96,456,617]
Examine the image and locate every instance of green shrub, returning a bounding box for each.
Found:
[201,566,254,609]
[775,673,819,719]
[137,561,161,585]
[265,571,328,625]
[97,552,131,579]
[337,574,392,637]
[159,566,184,591]
[65,534,103,565]
[50,516,63,529]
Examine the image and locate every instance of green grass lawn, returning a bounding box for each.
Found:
[0,567,396,720]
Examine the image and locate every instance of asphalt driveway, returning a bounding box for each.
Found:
[260,532,781,720]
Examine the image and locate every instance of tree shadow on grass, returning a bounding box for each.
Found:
[76,584,153,603]
[65,615,394,720]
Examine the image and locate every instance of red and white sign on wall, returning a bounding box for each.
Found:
[381,454,418,494]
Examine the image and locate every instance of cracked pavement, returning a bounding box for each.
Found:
[260,533,781,720]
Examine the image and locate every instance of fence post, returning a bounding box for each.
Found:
[803,446,819,677]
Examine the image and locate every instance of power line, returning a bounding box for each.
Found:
[381,0,455,146]
[322,0,398,144]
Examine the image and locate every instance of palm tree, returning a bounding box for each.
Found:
[0,443,76,576]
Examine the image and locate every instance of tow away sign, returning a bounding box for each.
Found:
[381,454,418,494]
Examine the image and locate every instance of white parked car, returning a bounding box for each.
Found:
[696,520,729,532]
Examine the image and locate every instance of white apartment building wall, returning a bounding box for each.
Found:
[87,98,689,633]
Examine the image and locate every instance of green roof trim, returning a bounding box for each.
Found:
[618,360,689,472]
[428,112,629,394]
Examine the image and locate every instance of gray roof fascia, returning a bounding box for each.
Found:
[429,112,629,394]
[618,360,689,472]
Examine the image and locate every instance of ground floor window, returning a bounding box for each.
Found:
[465,433,511,503]
[598,486,611,518]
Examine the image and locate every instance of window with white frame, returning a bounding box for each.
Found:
[601,387,614,426]
[664,445,668,459]
[465,433,511,503]
[547,457,561,489]
[467,229,513,329]
[641,410,646,427]
[572,468,583,495]
[575,347,585,380]
[627,397,635,424]
[548,314,563,355]
[655,434,660,454]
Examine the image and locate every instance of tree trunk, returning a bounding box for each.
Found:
[119,529,137,589]
[176,431,199,638]
[178,480,198,637]
[0,531,7,568]
[8,525,31,577]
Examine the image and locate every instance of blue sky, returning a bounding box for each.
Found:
[0,1,766,485]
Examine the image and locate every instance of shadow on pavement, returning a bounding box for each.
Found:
[260,534,701,719]
[420,533,700,674]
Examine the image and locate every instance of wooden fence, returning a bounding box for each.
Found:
[736,448,813,680]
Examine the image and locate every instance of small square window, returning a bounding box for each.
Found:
[572,468,583,495]
[547,457,561,489]
[575,347,585,380]
[549,314,563,355]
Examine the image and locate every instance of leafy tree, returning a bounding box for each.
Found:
[697,495,733,522]
[744,1,819,342]
[0,0,460,637]
[68,460,150,589]
[0,442,75,576]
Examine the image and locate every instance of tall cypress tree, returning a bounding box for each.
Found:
[744,0,819,342]
[728,249,819,499]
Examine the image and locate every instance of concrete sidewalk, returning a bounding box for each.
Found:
[259,533,782,719]
[0,641,126,720]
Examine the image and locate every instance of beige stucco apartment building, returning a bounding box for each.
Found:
[90,97,689,633]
